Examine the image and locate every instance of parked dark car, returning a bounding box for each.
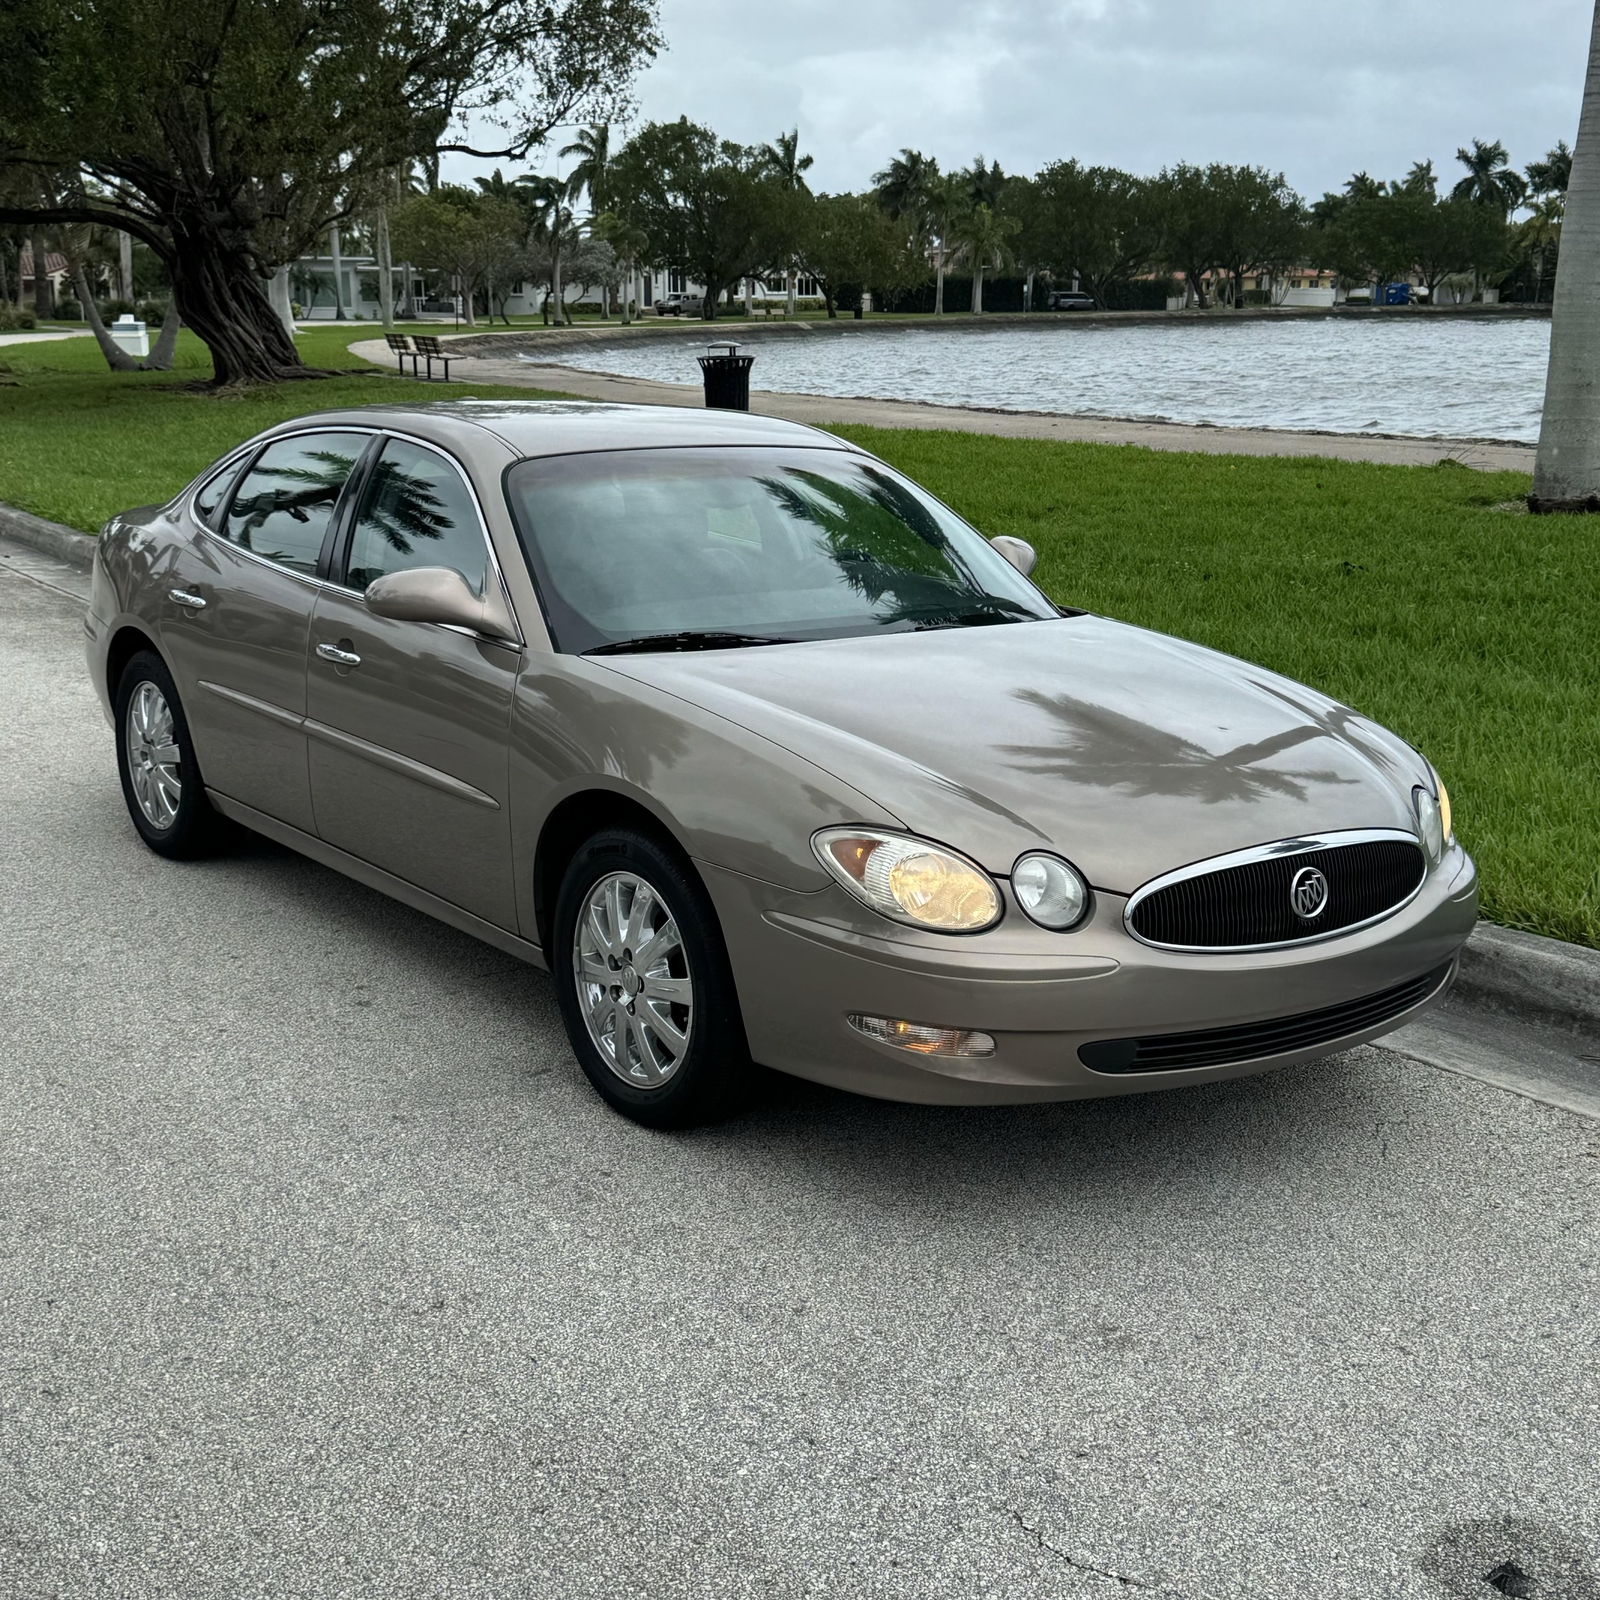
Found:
[1048,290,1098,311]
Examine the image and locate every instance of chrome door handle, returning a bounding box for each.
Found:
[168,588,206,609]
[316,642,361,666]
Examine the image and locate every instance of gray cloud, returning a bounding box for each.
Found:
[624,0,1589,199]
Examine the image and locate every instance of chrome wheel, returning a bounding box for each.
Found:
[573,871,694,1087]
[125,680,182,830]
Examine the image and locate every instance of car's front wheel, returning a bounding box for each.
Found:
[552,827,749,1127]
[114,649,229,859]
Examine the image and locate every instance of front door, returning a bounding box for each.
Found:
[305,434,520,930]
[160,430,369,833]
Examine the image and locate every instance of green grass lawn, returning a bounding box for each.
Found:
[1,333,1592,946]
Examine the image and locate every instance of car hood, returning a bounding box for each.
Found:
[596,616,1429,892]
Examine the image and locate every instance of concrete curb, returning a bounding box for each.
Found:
[0,503,96,570]
[1455,923,1600,1037]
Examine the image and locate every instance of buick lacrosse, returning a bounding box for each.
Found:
[86,402,1477,1124]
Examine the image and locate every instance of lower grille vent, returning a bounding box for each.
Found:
[1079,962,1452,1074]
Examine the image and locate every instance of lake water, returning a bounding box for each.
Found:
[560,316,1550,442]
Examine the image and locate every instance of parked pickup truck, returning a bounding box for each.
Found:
[656,293,705,317]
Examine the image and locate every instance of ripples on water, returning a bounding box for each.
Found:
[561,316,1549,442]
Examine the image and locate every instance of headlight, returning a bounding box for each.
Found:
[1436,775,1453,845]
[813,828,1002,932]
[1413,784,1444,864]
[1011,852,1091,930]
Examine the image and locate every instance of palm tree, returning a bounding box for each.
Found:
[873,149,935,221]
[1401,160,1437,200]
[1532,2,1600,510]
[951,202,1016,314]
[1452,139,1528,215]
[923,172,965,315]
[1527,141,1573,200]
[760,129,813,315]
[516,174,574,325]
[561,124,613,214]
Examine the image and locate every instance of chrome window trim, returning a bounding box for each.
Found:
[196,426,380,587]
[330,426,525,647]
[1122,827,1427,954]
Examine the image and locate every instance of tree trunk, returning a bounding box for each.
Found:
[118,232,134,303]
[71,261,140,370]
[1025,269,1034,311]
[787,267,796,317]
[972,265,984,314]
[620,265,632,326]
[376,203,395,331]
[744,277,754,317]
[934,251,945,315]
[823,283,837,318]
[551,245,563,326]
[330,225,346,319]
[144,298,181,370]
[165,213,311,384]
[31,231,52,318]
[1532,0,1600,509]
[400,261,416,319]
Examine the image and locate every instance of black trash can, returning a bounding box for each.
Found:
[698,343,754,411]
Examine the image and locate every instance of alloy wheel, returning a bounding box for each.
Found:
[126,680,182,830]
[573,871,694,1087]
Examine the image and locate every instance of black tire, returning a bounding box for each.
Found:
[113,649,230,859]
[552,827,749,1128]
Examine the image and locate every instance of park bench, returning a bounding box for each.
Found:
[384,333,417,375]
[412,335,454,381]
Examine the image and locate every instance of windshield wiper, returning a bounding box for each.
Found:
[586,630,797,656]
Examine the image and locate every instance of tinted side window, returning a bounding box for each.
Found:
[345,438,487,596]
[193,453,250,528]
[221,432,366,575]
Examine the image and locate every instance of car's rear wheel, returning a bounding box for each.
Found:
[114,649,229,859]
[552,827,748,1127]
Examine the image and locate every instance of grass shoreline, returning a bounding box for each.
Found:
[2,330,1592,949]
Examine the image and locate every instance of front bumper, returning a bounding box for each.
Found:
[700,843,1478,1105]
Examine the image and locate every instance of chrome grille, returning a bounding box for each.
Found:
[1127,831,1427,951]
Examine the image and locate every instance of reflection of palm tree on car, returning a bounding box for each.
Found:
[755,466,1031,627]
[354,461,454,557]
[229,450,358,549]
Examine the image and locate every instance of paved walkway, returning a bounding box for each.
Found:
[0,328,92,347]
[349,335,1535,473]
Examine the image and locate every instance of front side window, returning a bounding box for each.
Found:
[504,446,1057,654]
[221,432,366,575]
[344,437,487,596]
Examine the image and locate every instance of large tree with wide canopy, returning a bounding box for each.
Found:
[0,0,660,384]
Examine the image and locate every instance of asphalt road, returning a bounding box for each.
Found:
[2,565,1597,1600]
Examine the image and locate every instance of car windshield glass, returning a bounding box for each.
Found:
[504,446,1057,653]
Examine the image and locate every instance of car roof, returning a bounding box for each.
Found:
[258,400,855,461]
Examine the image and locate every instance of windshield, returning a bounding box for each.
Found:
[503,446,1058,653]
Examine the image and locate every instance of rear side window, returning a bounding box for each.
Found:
[220,431,367,575]
[344,437,487,596]
[192,454,250,528]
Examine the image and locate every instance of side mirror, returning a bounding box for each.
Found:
[989,535,1038,578]
[364,566,519,644]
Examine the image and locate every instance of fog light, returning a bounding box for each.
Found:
[847,1014,996,1058]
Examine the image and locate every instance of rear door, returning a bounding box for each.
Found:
[160,430,370,832]
[305,434,521,930]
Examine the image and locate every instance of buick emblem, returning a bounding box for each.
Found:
[1289,865,1330,920]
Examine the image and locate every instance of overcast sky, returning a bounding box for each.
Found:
[505,0,1590,201]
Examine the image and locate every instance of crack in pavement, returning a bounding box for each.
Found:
[1005,1508,1156,1591]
